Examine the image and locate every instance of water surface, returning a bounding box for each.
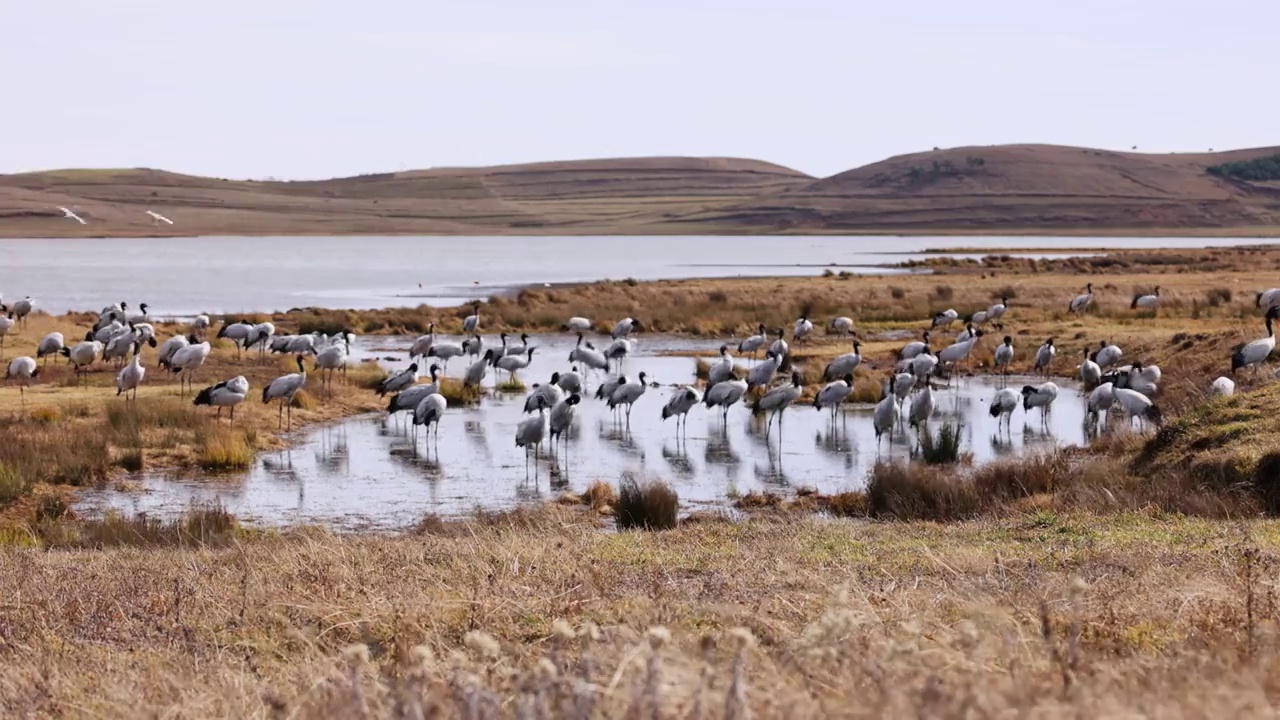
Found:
[79,336,1092,530]
[1,234,1268,316]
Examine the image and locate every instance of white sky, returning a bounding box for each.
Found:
[4,0,1276,179]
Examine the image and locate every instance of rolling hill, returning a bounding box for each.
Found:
[4,145,1280,237]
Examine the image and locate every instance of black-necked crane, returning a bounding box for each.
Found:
[216,321,255,360]
[1093,340,1123,369]
[502,332,531,357]
[157,334,189,370]
[494,347,534,382]
[412,392,447,446]
[814,373,854,423]
[194,376,249,423]
[738,324,768,361]
[873,382,899,449]
[1109,372,1162,430]
[462,302,481,334]
[989,387,1019,430]
[463,334,484,358]
[987,296,1009,327]
[1033,338,1056,376]
[909,382,934,429]
[169,335,211,395]
[0,311,13,357]
[245,322,276,361]
[515,396,549,471]
[793,316,814,343]
[5,356,39,407]
[1069,284,1095,313]
[611,317,639,339]
[263,356,308,430]
[603,338,631,372]
[1079,348,1101,388]
[829,316,854,337]
[746,351,780,390]
[115,344,146,402]
[993,336,1014,376]
[464,350,493,388]
[607,371,648,424]
[899,330,931,360]
[1231,306,1280,376]
[704,378,748,423]
[62,339,104,385]
[563,316,592,333]
[549,393,581,454]
[556,366,583,394]
[1210,376,1235,397]
[409,323,435,360]
[426,338,466,372]
[12,297,33,329]
[707,344,735,388]
[822,338,862,382]
[36,332,64,366]
[931,309,958,330]
[662,385,701,435]
[768,328,789,359]
[753,373,803,437]
[1021,382,1059,425]
[568,333,608,374]
[1256,288,1280,311]
[377,362,419,397]
[1131,287,1160,312]
[524,373,565,414]
[313,341,347,391]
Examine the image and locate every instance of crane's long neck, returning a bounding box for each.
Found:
[1269,315,1275,339]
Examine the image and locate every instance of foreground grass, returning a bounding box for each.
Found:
[1,506,1278,717]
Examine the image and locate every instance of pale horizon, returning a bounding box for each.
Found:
[5,0,1277,180]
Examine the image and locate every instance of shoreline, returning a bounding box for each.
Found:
[6,226,1280,240]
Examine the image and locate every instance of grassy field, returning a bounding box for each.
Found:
[2,506,1278,717]
[6,247,1280,716]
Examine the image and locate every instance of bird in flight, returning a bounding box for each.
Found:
[57,206,87,224]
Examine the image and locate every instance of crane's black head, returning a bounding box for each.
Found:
[526,347,536,358]
[571,365,578,373]
[500,332,509,341]
[566,394,581,406]
[520,333,529,342]
[83,330,94,341]
[140,303,148,313]
[757,323,766,332]
[120,301,128,311]
[853,340,862,351]
[407,362,419,373]
[1268,306,1280,321]
[1002,296,1009,304]
[843,373,854,385]
[296,355,306,371]
[1085,283,1093,292]
[1003,336,1012,345]
[974,330,985,338]
[631,319,642,331]
[1046,338,1055,346]
[187,333,200,345]
[1020,385,1035,396]
[429,363,440,375]
[905,361,914,374]
[989,402,1002,417]
[719,344,729,354]
[792,373,803,387]
[59,347,70,358]
[550,371,560,384]
[147,336,157,348]
[638,371,648,384]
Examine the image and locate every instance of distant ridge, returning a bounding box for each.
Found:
[4,146,1280,237]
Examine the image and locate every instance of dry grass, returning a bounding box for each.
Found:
[3,505,1280,716]
[616,476,679,530]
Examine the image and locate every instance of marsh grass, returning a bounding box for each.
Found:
[616,476,678,530]
[496,376,527,393]
[34,506,237,548]
[437,378,483,405]
[916,420,967,464]
[196,429,253,471]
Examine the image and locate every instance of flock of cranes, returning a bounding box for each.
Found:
[3,280,1279,469]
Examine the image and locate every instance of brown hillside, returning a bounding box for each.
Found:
[4,146,1280,236]
[0,158,810,237]
[686,144,1280,233]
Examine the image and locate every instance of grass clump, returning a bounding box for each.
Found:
[916,420,966,465]
[496,376,527,393]
[290,389,317,410]
[34,506,238,548]
[0,463,24,505]
[116,449,145,473]
[28,406,60,424]
[438,378,483,405]
[931,284,954,302]
[1205,287,1233,307]
[616,475,678,531]
[196,429,253,471]
[582,480,618,512]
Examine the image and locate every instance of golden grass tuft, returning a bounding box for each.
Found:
[27,406,60,424]
[437,378,483,405]
[196,429,253,471]
[496,376,527,393]
[289,389,317,410]
[582,480,619,512]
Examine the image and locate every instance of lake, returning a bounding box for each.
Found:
[1,235,1270,316]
